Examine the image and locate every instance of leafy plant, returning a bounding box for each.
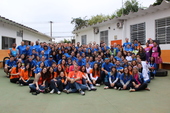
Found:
[71,17,88,30]
[88,14,111,25]
[153,0,170,6]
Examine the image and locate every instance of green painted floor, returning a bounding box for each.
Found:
[0,69,170,113]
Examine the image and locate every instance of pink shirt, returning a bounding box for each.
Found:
[134,74,140,84]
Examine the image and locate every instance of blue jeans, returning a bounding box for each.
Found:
[29,83,45,91]
[69,82,88,93]
[50,80,63,92]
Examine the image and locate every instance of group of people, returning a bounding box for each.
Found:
[4,38,162,95]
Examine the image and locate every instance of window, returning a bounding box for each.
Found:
[2,36,16,49]
[100,30,108,45]
[130,22,146,45]
[155,17,170,44]
[16,30,23,37]
[81,35,87,45]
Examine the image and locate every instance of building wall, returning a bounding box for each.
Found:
[124,8,170,50]
[75,8,170,50]
[76,21,124,45]
[0,21,51,50]
[76,28,94,45]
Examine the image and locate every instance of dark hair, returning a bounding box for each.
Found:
[16,62,22,73]
[41,67,48,80]
[123,67,131,79]
[80,65,86,73]
[138,47,145,53]
[40,62,45,68]
[61,59,66,66]
[92,63,100,77]
[25,63,31,77]
[150,57,155,64]
[47,67,54,79]
[110,66,117,77]
[132,60,137,67]
[57,64,64,75]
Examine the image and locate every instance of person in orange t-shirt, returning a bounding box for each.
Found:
[19,63,33,86]
[29,67,48,94]
[89,63,101,86]
[66,64,88,95]
[80,65,96,91]
[50,71,67,94]
[10,62,22,83]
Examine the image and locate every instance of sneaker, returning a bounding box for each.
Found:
[87,86,91,91]
[95,84,100,87]
[32,90,40,95]
[66,89,72,94]
[114,87,117,90]
[63,89,67,93]
[118,87,121,91]
[91,86,97,91]
[57,91,61,95]
[50,89,55,94]
[29,89,34,93]
[79,90,85,95]
[32,92,37,95]
[16,81,19,84]
[20,84,23,86]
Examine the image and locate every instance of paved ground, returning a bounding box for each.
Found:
[0,69,170,113]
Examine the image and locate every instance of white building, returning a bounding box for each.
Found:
[73,0,170,51]
[0,16,52,50]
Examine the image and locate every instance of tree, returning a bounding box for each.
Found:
[64,39,71,43]
[88,14,111,25]
[71,0,149,28]
[115,0,142,17]
[71,17,88,30]
[153,0,170,6]
[59,39,71,43]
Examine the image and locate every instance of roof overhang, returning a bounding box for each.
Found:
[0,16,53,40]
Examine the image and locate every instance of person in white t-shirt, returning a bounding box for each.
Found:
[126,52,132,62]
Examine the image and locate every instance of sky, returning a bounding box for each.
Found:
[0,0,156,42]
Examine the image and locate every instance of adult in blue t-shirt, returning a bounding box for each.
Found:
[33,41,41,53]
[4,56,16,76]
[45,55,56,67]
[17,41,26,55]
[123,38,132,49]
[101,58,115,82]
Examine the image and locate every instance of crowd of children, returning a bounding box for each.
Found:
[4,38,162,95]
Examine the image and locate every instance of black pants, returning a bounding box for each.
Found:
[156,64,159,70]
[10,78,19,83]
[96,77,102,84]
[150,72,155,78]
[50,80,63,92]
[117,83,133,90]
[135,83,148,91]
[19,79,33,85]
[101,71,105,82]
